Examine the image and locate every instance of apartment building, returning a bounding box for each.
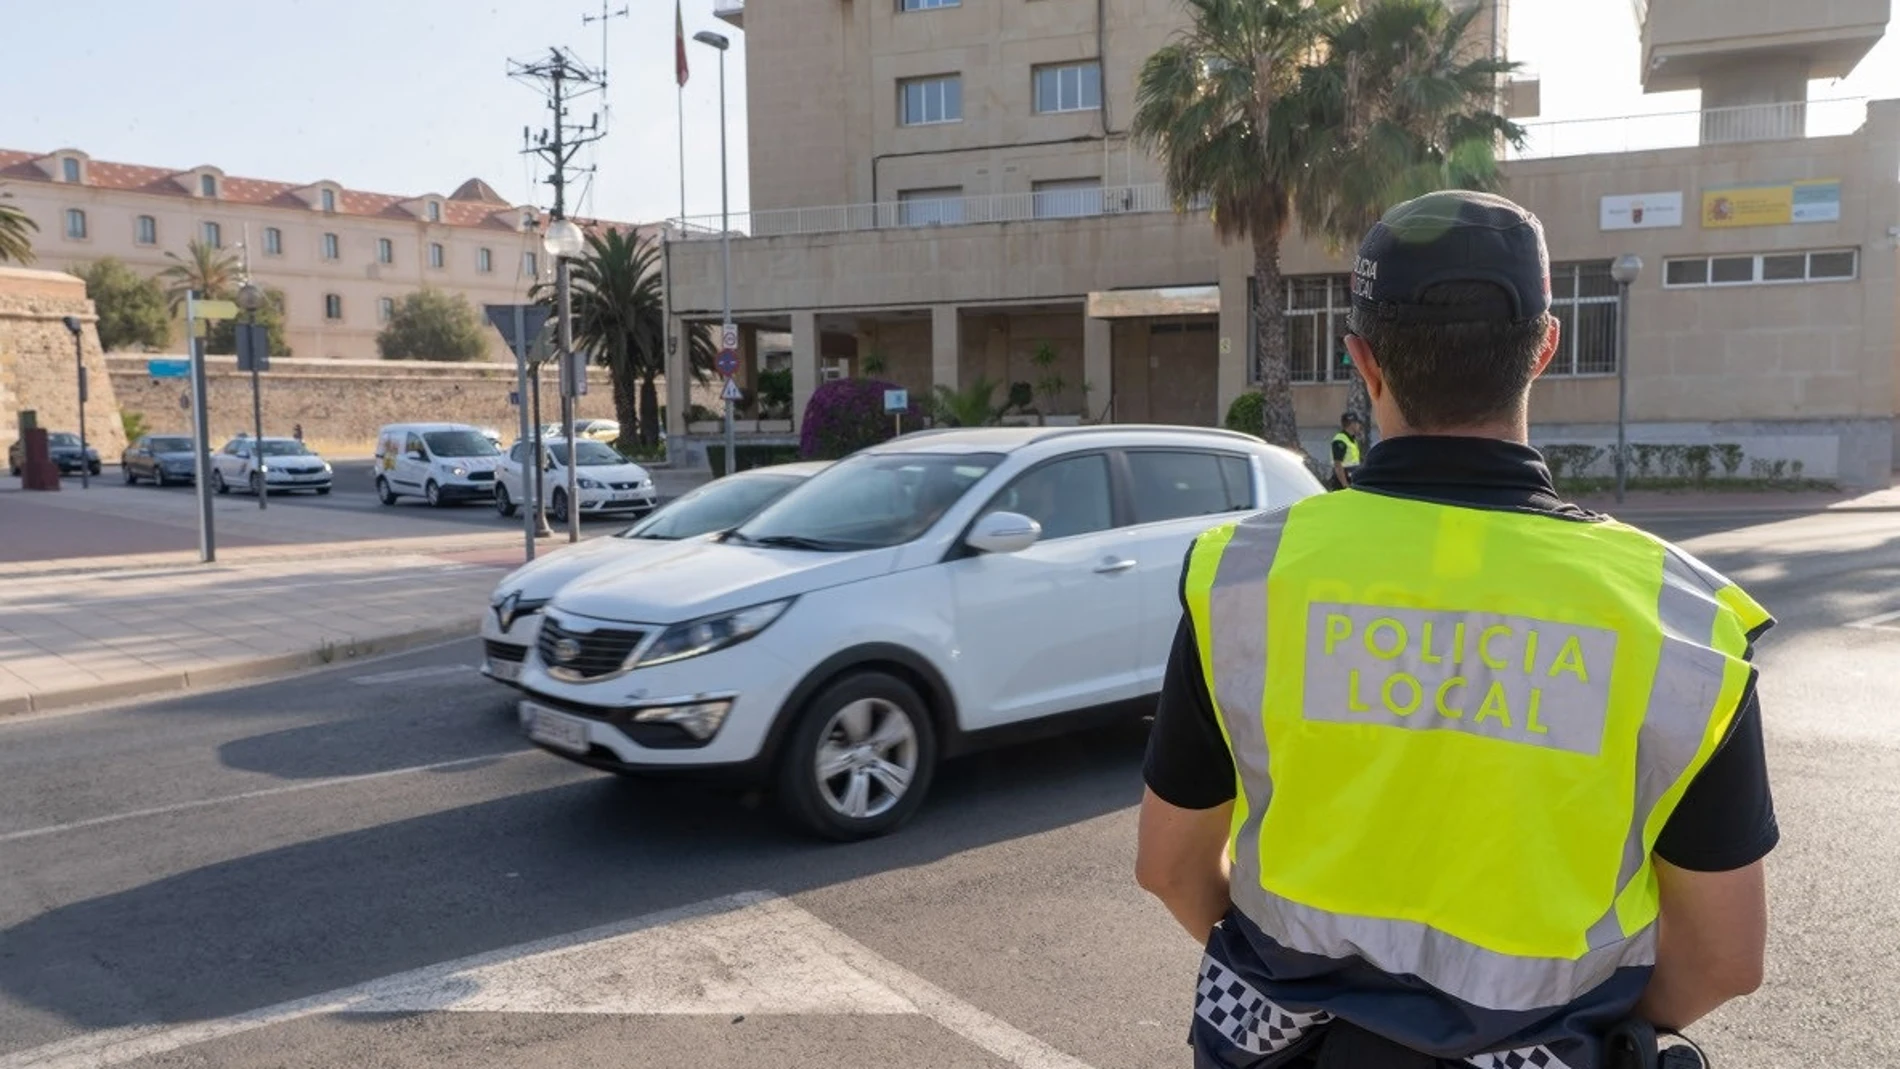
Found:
[663,0,1899,487]
[0,149,634,362]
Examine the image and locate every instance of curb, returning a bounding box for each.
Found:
[0,534,533,581]
[2,617,481,719]
[1603,503,1900,519]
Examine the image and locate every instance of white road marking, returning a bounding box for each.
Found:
[349,664,475,685]
[0,750,528,846]
[0,892,1100,1069]
[1845,608,1900,631]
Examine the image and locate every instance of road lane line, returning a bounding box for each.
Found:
[0,892,1101,1069]
[349,664,476,685]
[1845,608,1900,630]
[0,749,529,846]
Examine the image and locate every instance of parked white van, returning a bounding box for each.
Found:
[374,423,505,507]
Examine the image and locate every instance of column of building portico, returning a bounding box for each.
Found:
[738,323,760,396]
[791,311,819,432]
[665,314,690,441]
[1083,315,1113,424]
[931,305,960,395]
[1216,272,1252,422]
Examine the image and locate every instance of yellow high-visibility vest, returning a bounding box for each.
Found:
[1332,432,1361,468]
[1182,489,1768,1015]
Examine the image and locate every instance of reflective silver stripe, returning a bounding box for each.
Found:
[1195,954,1333,1056]
[1204,511,1288,893]
[1230,878,1657,1013]
[1587,551,1737,946]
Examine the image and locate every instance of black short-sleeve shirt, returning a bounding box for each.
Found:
[1142,435,1778,873]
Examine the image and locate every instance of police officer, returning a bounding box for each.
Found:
[1135,191,1776,1069]
[1330,413,1363,490]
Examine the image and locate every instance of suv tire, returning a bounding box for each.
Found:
[777,671,937,841]
[376,477,398,505]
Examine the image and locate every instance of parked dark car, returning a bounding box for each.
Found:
[8,431,100,477]
[122,434,199,486]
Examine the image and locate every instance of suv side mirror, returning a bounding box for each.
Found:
[406,450,425,461]
[966,511,1041,555]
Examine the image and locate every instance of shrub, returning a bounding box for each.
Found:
[799,378,922,460]
[756,368,793,419]
[1224,392,1266,440]
[708,444,801,478]
[121,410,150,443]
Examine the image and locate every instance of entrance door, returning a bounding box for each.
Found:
[1146,319,1219,427]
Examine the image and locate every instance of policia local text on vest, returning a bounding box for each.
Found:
[1135,192,1776,1069]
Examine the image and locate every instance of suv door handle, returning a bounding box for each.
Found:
[1094,558,1137,574]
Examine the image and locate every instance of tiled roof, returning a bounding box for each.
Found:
[0,148,634,233]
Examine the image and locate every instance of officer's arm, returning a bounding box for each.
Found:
[1135,789,1233,943]
[1637,858,1768,1030]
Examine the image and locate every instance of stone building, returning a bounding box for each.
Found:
[0,267,127,462]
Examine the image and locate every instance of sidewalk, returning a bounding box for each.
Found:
[0,549,517,717]
[1571,479,1900,516]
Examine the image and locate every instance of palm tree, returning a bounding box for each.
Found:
[0,185,38,265]
[932,375,1006,427]
[157,240,240,310]
[1292,0,1525,439]
[543,228,712,448]
[1133,0,1521,456]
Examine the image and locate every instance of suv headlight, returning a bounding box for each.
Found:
[578,477,602,489]
[447,464,468,477]
[628,599,792,668]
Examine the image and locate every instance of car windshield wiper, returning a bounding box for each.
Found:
[744,534,862,552]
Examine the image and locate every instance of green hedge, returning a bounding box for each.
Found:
[707,444,801,478]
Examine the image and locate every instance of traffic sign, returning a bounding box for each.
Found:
[194,299,239,322]
[147,358,191,379]
[234,323,270,372]
[721,378,744,402]
[720,324,739,351]
[715,349,739,377]
[884,389,909,413]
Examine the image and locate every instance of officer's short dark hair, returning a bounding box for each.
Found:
[1348,282,1552,431]
[1340,412,1360,429]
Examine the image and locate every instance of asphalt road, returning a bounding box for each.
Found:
[0,506,1895,1068]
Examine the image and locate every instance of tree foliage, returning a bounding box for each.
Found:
[1132,0,1521,456]
[377,288,489,362]
[206,286,292,358]
[70,259,171,352]
[157,240,240,309]
[0,185,37,265]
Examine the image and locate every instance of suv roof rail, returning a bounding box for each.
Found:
[1028,423,1265,447]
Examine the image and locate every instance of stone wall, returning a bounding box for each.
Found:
[104,355,637,454]
[0,266,129,460]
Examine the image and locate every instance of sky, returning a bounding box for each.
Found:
[2,0,1894,225]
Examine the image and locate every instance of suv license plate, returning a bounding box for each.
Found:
[487,657,523,682]
[523,703,589,753]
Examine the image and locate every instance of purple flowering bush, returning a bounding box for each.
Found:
[799,378,925,460]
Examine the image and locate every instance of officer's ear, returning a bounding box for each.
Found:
[1344,334,1385,403]
[1529,314,1561,381]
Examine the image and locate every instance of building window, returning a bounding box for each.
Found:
[321,188,336,213]
[135,215,157,245]
[1662,248,1858,288]
[376,237,394,265]
[322,232,339,260]
[1034,62,1102,114]
[61,158,81,183]
[200,174,217,198]
[1544,262,1620,376]
[523,251,539,277]
[900,75,962,126]
[899,0,958,8]
[324,293,343,321]
[263,227,283,255]
[898,187,964,227]
[202,221,222,248]
[429,242,445,269]
[477,247,493,273]
[1266,275,1352,384]
[427,201,442,222]
[379,297,396,322]
[64,209,87,240]
[1031,178,1103,219]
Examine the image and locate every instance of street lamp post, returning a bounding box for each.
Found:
[59,316,88,490]
[1610,254,1643,506]
[694,29,735,479]
[544,217,586,544]
[236,282,267,510]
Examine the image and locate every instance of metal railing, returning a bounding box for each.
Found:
[668,182,1188,240]
[1512,97,1868,160]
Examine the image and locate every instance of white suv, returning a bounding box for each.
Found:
[512,426,1322,839]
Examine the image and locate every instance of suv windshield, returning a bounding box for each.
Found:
[149,437,194,453]
[49,433,81,447]
[548,440,622,467]
[424,430,500,457]
[259,440,311,457]
[733,452,1001,551]
[619,472,800,541]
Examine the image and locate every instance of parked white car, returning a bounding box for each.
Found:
[374,423,504,507]
[209,436,333,496]
[512,426,1323,839]
[494,438,658,524]
[482,461,830,686]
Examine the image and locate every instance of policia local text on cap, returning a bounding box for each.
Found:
[1135,191,1776,1069]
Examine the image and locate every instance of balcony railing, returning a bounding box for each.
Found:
[1512,97,1867,160]
[668,182,1189,240]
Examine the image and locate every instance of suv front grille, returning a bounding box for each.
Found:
[538,618,647,679]
[609,481,646,491]
[468,470,495,482]
[483,639,526,663]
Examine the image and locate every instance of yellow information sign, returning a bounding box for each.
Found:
[193,299,240,321]
[1701,179,1841,228]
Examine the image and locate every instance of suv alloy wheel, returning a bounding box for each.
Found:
[777,671,937,841]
